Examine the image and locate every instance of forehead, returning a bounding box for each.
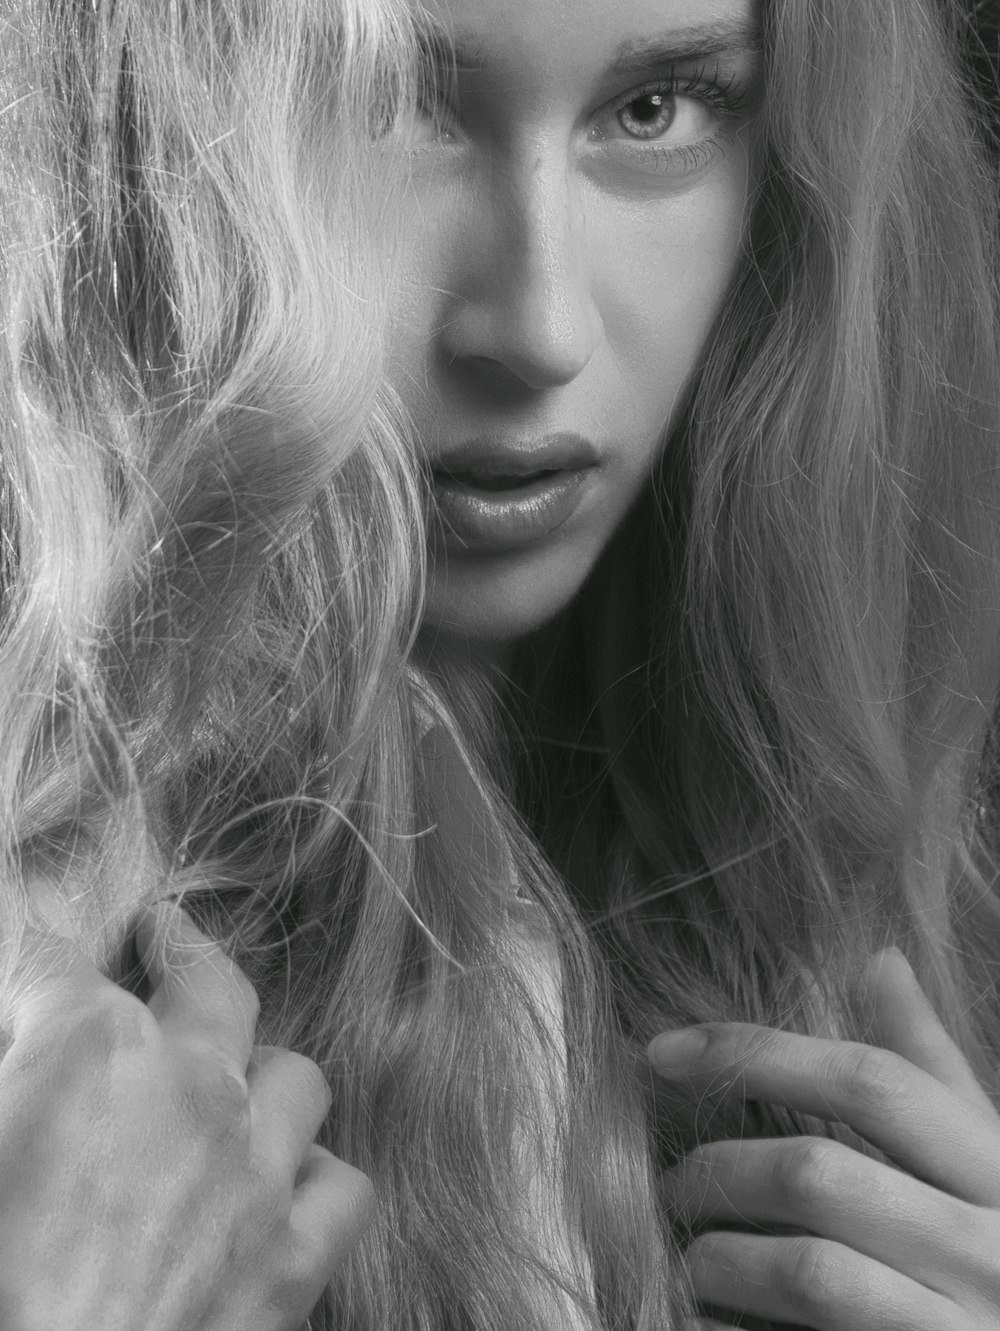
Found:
[421,0,761,84]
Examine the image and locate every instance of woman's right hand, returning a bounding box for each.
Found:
[0,900,374,1331]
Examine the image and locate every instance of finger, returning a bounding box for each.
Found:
[665,1136,991,1293]
[0,923,117,1037]
[288,1145,377,1293]
[647,1023,1000,1204]
[248,1046,333,1176]
[685,1231,963,1331]
[135,900,259,1073]
[862,949,995,1114]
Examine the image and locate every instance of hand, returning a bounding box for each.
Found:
[0,901,374,1331]
[647,949,1000,1330]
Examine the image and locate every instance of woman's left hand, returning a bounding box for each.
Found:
[647,949,1000,1330]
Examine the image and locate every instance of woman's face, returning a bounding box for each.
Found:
[389,0,761,655]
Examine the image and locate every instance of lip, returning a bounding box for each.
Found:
[427,432,601,551]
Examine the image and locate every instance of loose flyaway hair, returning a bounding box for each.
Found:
[1,1,998,1328]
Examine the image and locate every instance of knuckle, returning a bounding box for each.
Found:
[836,1045,904,1115]
[944,1198,996,1264]
[310,1152,378,1235]
[338,1162,378,1229]
[269,1233,333,1320]
[183,1081,251,1143]
[267,1266,318,1325]
[685,1230,741,1297]
[261,1165,378,1316]
[286,1051,333,1116]
[778,1237,844,1318]
[60,991,157,1065]
[178,1048,252,1139]
[673,1144,714,1195]
[774,1137,842,1217]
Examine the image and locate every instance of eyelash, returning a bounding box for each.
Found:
[600,65,750,174]
[610,65,749,124]
[410,62,752,175]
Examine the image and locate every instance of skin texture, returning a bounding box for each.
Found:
[0,904,374,1330]
[649,951,1000,1329]
[389,0,761,654]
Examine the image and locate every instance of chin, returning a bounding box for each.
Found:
[420,540,597,653]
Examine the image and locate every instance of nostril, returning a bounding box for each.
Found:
[435,283,603,392]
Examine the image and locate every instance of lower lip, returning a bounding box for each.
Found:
[429,468,596,550]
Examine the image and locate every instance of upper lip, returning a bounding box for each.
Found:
[429,431,600,479]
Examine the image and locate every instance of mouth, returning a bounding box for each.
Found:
[427,433,600,550]
[432,466,564,493]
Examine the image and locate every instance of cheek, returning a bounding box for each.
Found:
[597,177,747,414]
[385,221,453,413]
[386,279,434,410]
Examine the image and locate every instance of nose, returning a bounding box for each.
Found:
[437,156,604,392]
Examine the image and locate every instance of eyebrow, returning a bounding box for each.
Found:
[421,38,487,75]
[611,19,762,73]
[422,17,761,76]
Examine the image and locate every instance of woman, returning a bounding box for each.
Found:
[1,0,999,1329]
[390,0,1000,1323]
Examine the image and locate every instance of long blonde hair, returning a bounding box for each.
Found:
[2,0,1000,1328]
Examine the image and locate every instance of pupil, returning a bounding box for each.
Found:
[633,94,664,123]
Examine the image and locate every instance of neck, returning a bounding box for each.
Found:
[417,628,514,682]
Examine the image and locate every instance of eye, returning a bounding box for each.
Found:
[583,71,752,180]
[389,96,456,150]
[393,103,445,147]
[382,57,459,151]
[597,86,717,146]
[617,91,676,140]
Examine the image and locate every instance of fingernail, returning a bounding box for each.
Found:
[647,1027,710,1070]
